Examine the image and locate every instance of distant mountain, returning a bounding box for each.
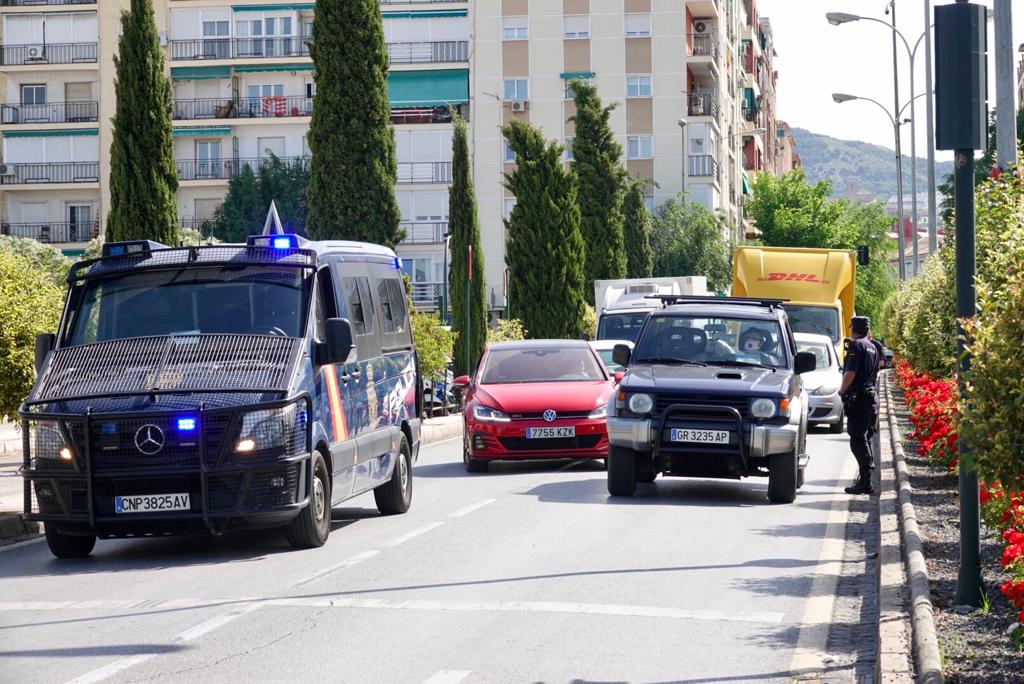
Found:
[790,127,953,204]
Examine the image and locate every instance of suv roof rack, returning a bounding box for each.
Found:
[645,295,789,309]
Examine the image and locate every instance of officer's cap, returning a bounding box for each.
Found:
[851,316,871,334]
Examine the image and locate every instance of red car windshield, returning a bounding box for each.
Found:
[480,347,606,384]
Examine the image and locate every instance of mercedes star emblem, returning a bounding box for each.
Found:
[543,409,557,423]
[134,424,165,455]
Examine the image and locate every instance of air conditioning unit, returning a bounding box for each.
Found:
[694,21,708,34]
[26,45,46,61]
[511,100,529,112]
[0,164,13,176]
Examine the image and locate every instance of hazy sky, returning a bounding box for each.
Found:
[760,0,1024,161]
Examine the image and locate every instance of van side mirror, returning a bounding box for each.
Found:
[612,344,631,367]
[321,318,356,365]
[795,351,817,375]
[35,333,55,374]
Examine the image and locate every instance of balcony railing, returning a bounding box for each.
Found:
[1,221,98,243]
[409,282,443,307]
[397,161,452,184]
[168,38,468,64]
[0,161,98,184]
[173,95,312,121]
[688,154,720,181]
[0,0,95,5]
[689,34,718,60]
[400,221,447,244]
[688,93,719,119]
[380,0,464,3]
[175,155,310,181]
[1,100,97,124]
[1,42,97,66]
[391,103,468,125]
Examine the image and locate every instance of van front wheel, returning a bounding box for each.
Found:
[374,435,412,515]
[44,524,95,558]
[285,451,331,549]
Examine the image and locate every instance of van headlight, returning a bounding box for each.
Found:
[627,393,654,415]
[31,421,74,462]
[236,403,305,453]
[750,398,777,419]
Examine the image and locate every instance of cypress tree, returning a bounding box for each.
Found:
[106,0,179,244]
[307,0,402,246]
[503,121,587,339]
[570,79,627,299]
[623,179,654,278]
[448,114,487,375]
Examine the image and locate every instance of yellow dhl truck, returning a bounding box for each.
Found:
[732,246,857,345]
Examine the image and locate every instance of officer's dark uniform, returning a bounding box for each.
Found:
[867,337,885,440]
[843,317,879,494]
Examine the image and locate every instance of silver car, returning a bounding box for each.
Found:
[795,332,844,433]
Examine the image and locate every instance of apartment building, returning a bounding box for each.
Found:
[0,0,468,309]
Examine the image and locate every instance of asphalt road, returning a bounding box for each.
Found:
[0,429,858,684]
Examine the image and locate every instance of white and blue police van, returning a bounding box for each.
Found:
[20,232,422,557]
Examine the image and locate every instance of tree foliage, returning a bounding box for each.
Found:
[502,120,588,339]
[448,114,488,375]
[0,236,70,287]
[307,0,402,246]
[622,179,653,278]
[0,252,64,422]
[570,79,627,297]
[487,319,527,344]
[212,155,309,242]
[411,311,455,381]
[649,195,732,292]
[106,0,179,245]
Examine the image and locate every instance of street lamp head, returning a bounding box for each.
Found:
[826,12,859,26]
[832,93,857,104]
[677,118,687,128]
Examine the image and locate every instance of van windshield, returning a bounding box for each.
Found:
[785,305,840,343]
[64,267,310,346]
[597,312,649,342]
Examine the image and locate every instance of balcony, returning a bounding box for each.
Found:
[173,95,312,121]
[397,161,452,184]
[391,103,467,125]
[0,0,95,5]
[686,0,719,17]
[1,42,97,66]
[175,156,309,182]
[1,100,97,124]
[168,38,468,64]
[687,93,719,120]
[0,161,98,184]
[689,34,718,60]
[1,220,98,243]
[409,282,443,308]
[688,154,720,182]
[400,221,447,244]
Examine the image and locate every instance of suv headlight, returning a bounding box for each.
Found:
[473,404,511,423]
[236,402,305,453]
[627,393,654,415]
[31,420,74,462]
[750,398,777,419]
[812,385,840,396]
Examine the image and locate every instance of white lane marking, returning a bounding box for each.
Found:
[423,670,472,684]
[65,603,260,684]
[289,550,380,588]
[0,535,46,553]
[387,521,444,547]
[787,456,859,676]
[448,498,496,518]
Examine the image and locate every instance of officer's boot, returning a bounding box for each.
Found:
[847,468,874,495]
[844,472,865,494]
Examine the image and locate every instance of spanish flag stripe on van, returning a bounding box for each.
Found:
[323,366,348,442]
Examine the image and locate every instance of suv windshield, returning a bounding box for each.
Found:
[785,305,840,343]
[597,312,649,342]
[65,267,310,345]
[480,347,606,384]
[634,314,789,369]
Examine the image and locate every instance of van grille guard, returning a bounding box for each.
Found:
[68,245,317,283]
[20,395,313,534]
[651,403,749,472]
[26,334,301,405]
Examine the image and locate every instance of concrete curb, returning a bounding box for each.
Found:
[883,375,944,684]
[421,416,462,446]
[0,512,39,546]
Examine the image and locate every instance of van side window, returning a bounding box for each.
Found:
[377,278,395,334]
[385,278,408,334]
[342,277,367,335]
[356,278,374,334]
[315,267,338,343]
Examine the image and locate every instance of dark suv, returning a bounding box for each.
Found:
[607,297,817,503]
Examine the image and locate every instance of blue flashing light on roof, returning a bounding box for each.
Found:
[246,234,303,249]
[394,256,403,270]
[177,417,197,432]
[272,236,293,250]
[102,240,165,258]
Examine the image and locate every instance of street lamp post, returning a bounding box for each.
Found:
[833,92,910,280]
[442,231,451,324]
[677,118,687,199]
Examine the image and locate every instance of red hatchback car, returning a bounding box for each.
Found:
[454,340,617,472]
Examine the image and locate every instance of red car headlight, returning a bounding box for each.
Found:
[473,404,511,423]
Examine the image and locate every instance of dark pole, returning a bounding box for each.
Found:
[889,1,907,280]
[465,245,472,375]
[953,147,982,606]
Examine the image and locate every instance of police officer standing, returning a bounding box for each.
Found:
[840,316,879,495]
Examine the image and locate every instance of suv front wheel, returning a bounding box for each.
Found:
[607,446,637,497]
[767,449,798,503]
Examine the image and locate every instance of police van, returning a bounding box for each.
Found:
[20,232,422,558]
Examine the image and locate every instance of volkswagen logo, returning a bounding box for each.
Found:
[543,409,557,423]
[134,424,165,455]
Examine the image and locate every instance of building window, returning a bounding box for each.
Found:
[203,21,229,37]
[502,16,528,40]
[626,75,653,97]
[20,84,45,105]
[503,198,517,220]
[503,138,516,162]
[564,77,592,99]
[643,195,655,212]
[625,13,652,37]
[627,135,654,159]
[502,78,529,100]
[564,138,575,162]
[563,15,590,39]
